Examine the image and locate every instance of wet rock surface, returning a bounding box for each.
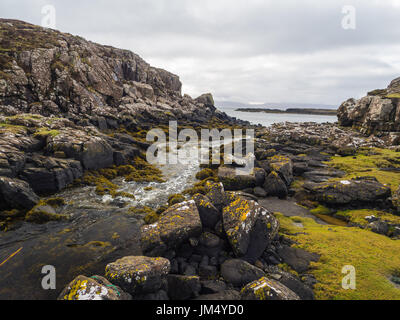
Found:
[4,19,400,301]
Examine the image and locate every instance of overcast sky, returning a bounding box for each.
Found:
[1,0,400,106]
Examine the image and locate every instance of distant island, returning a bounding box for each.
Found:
[235,108,337,116]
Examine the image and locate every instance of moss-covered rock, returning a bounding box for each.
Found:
[25,203,66,223]
[105,256,170,295]
[222,197,279,260]
[167,193,186,206]
[140,200,202,256]
[195,168,215,180]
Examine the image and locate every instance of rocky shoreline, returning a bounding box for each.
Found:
[2,19,400,300]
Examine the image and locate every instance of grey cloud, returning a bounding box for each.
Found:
[1,0,400,105]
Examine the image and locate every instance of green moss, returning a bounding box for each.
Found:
[277,213,400,300]
[195,168,215,180]
[0,123,27,134]
[76,156,164,197]
[128,206,159,224]
[44,197,66,207]
[33,128,60,138]
[116,157,165,183]
[310,205,331,216]
[167,194,186,206]
[328,147,400,192]
[81,171,119,197]
[336,209,400,227]
[24,198,67,223]
[386,93,400,99]
[25,208,66,223]
[183,185,207,196]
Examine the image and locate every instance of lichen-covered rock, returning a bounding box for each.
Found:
[338,78,400,135]
[221,259,265,287]
[58,275,132,300]
[0,176,39,210]
[166,275,201,300]
[217,166,256,191]
[268,155,293,186]
[240,277,300,300]
[192,193,221,229]
[304,177,391,206]
[140,200,202,256]
[205,181,228,211]
[263,171,288,198]
[105,256,170,295]
[222,198,279,259]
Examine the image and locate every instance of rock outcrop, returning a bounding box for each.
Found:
[0,19,244,214]
[105,256,170,295]
[338,77,400,140]
[304,177,392,208]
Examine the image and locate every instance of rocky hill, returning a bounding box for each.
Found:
[338,77,400,143]
[0,19,242,212]
[0,19,230,124]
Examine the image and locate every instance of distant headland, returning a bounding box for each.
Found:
[235,108,337,116]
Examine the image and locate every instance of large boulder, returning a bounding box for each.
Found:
[222,197,279,260]
[46,129,114,170]
[337,78,400,134]
[263,171,288,198]
[105,256,170,295]
[240,277,300,300]
[20,157,83,194]
[195,93,215,107]
[221,259,265,288]
[140,200,202,256]
[217,166,256,191]
[0,176,39,210]
[58,275,131,300]
[304,177,391,207]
